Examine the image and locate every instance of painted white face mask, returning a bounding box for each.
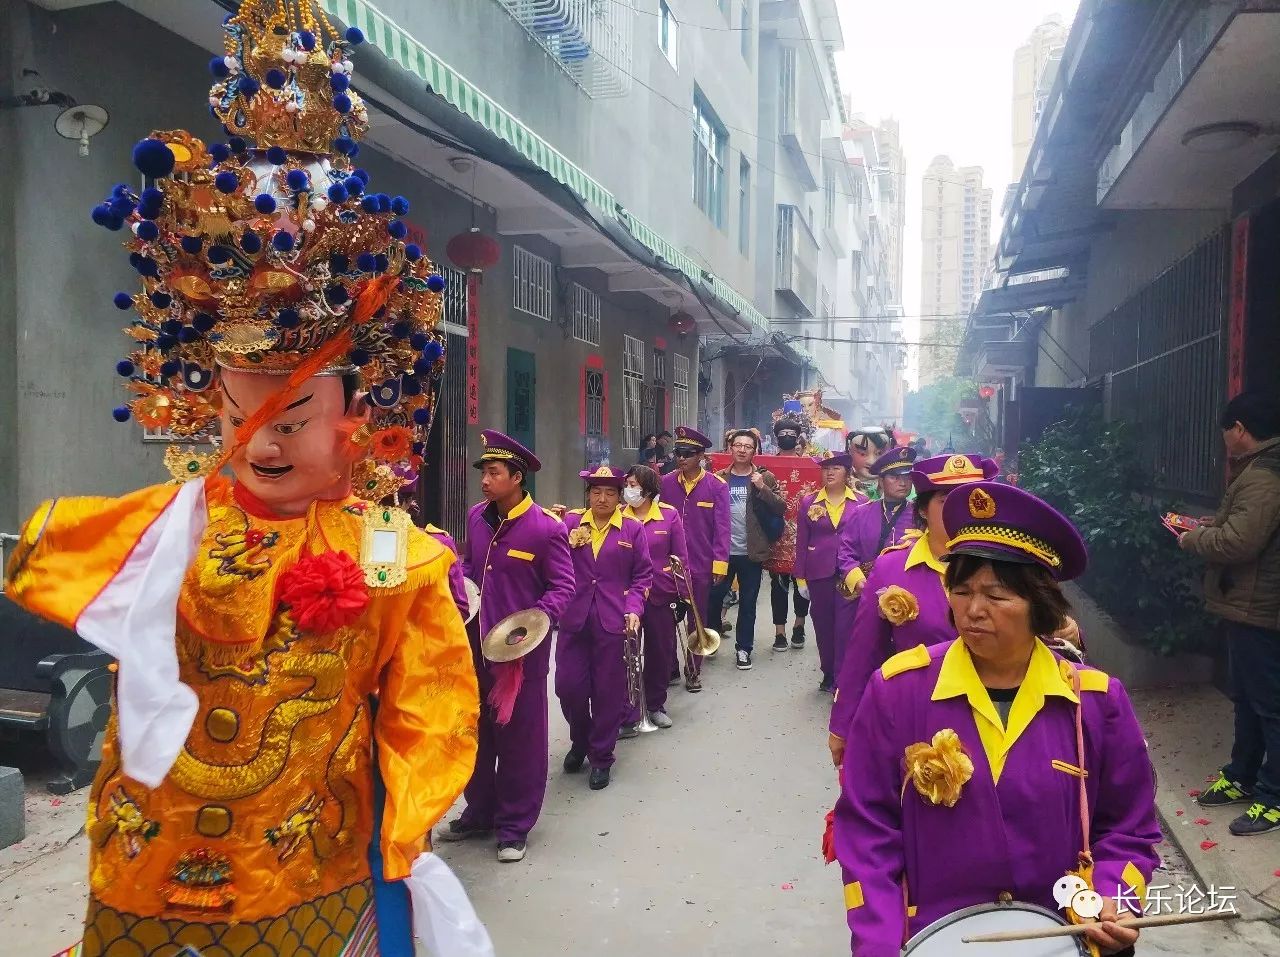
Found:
[622,487,645,508]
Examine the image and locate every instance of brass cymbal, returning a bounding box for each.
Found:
[481,608,551,663]
[687,625,721,657]
[463,577,481,624]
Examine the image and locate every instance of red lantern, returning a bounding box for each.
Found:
[668,311,695,336]
[979,385,996,400]
[446,227,501,273]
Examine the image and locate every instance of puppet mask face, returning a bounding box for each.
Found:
[219,368,358,516]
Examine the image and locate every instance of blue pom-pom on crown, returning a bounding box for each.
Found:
[116,360,135,377]
[207,245,232,264]
[388,220,408,239]
[275,308,300,328]
[241,232,263,253]
[254,193,278,214]
[348,143,361,157]
[298,29,316,50]
[352,168,370,185]
[181,235,204,254]
[140,187,164,207]
[392,320,412,338]
[330,74,350,93]
[160,359,182,378]
[344,175,365,196]
[402,377,424,397]
[409,332,430,350]
[412,407,431,425]
[239,75,260,97]
[132,138,176,178]
[330,253,350,273]
[137,257,160,277]
[332,135,356,156]
[151,292,172,309]
[178,327,200,344]
[193,312,216,332]
[272,231,296,252]
[209,143,232,163]
[325,283,349,305]
[412,356,433,376]
[266,145,288,165]
[286,169,309,192]
[214,171,239,194]
[360,195,380,213]
[136,221,160,241]
[155,333,177,351]
[112,406,132,423]
[346,27,365,45]
[90,204,114,227]
[108,196,135,218]
[412,441,426,455]
[333,94,353,114]
[228,136,248,153]
[113,292,134,310]
[404,243,422,261]
[349,348,371,366]
[426,274,447,293]
[209,56,231,78]
[161,319,181,335]
[423,340,445,361]
[265,68,287,89]
[374,253,389,273]
[356,252,378,272]
[327,182,349,203]
[391,195,410,215]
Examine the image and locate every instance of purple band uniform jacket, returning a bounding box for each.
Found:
[836,498,916,591]
[560,509,654,634]
[793,487,864,583]
[829,535,954,737]
[426,523,469,620]
[660,468,730,578]
[623,500,692,604]
[834,638,1160,957]
[461,493,575,676]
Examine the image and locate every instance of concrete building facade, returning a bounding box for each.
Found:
[919,155,991,386]
[1012,14,1067,183]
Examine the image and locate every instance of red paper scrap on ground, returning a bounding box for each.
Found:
[1188,789,1202,797]
[1200,840,1218,851]
[781,883,794,891]
[1195,818,1211,825]
[1175,810,1184,816]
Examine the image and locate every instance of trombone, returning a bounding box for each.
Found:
[668,555,721,658]
[624,622,658,733]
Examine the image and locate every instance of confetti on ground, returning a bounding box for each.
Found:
[1200,840,1218,851]
[49,799,62,807]
[1188,789,1202,797]
[1194,818,1211,826]
[781,883,794,891]
[1205,775,1217,783]
[1175,810,1184,816]
[1274,869,1280,878]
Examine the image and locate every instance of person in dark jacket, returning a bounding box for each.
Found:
[1184,391,1280,835]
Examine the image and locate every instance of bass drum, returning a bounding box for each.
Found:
[902,901,1089,956]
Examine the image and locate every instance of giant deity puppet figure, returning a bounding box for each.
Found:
[5,4,491,955]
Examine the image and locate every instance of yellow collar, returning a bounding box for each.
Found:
[624,500,663,523]
[680,468,706,493]
[504,494,535,522]
[586,508,624,532]
[904,534,947,574]
[816,486,859,504]
[932,639,1077,782]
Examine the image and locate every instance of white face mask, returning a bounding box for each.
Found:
[622,487,645,507]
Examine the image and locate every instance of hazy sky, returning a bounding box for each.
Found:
[833,0,1079,351]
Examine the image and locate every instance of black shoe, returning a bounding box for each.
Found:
[496,840,527,863]
[721,620,732,634]
[589,767,611,790]
[1198,772,1254,807]
[1229,801,1280,836]
[618,722,640,739]
[736,648,752,670]
[790,626,805,649]
[685,673,702,693]
[563,748,586,773]
[436,819,491,843]
[819,675,834,693]
[772,635,789,652]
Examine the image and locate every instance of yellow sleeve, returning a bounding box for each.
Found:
[375,556,481,879]
[712,560,729,576]
[842,566,866,594]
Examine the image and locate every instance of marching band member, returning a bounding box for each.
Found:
[622,465,691,731]
[834,482,1159,956]
[836,445,918,602]
[793,453,866,692]
[661,426,729,692]
[442,430,575,863]
[558,467,654,791]
[826,454,997,767]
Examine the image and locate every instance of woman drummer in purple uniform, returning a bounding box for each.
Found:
[833,482,1158,957]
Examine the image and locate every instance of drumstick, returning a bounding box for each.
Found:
[961,909,1237,942]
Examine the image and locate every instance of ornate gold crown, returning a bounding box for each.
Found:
[89,0,447,498]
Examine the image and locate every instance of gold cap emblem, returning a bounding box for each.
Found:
[968,487,997,520]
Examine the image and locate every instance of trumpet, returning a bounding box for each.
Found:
[624,624,658,733]
[668,555,721,657]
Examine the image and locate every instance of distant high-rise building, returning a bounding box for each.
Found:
[874,118,906,309]
[1012,14,1067,182]
[919,156,991,386]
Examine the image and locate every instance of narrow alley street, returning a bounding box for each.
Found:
[7,595,1277,956]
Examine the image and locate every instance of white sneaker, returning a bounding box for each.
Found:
[736,649,752,670]
[497,840,526,863]
[648,710,673,729]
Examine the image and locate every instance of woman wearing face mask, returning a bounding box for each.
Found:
[620,465,691,732]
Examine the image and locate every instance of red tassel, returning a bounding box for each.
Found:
[488,659,525,725]
[821,807,837,864]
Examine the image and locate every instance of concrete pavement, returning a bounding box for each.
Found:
[2,590,1280,954]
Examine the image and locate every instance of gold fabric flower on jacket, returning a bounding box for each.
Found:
[878,585,920,626]
[568,526,592,549]
[903,728,974,807]
[807,503,826,522]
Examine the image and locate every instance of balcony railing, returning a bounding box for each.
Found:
[496,0,633,98]
[775,205,818,315]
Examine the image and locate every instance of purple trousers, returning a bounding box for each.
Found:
[683,574,712,678]
[556,605,627,769]
[459,648,550,844]
[808,576,839,681]
[835,595,860,677]
[627,599,677,722]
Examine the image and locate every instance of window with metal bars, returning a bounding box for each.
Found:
[693,91,727,228]
[671,353,690,428]
[571,282,602,345]
[622,334,645,449]
[653,347,667,386]
[513,245,554,320]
